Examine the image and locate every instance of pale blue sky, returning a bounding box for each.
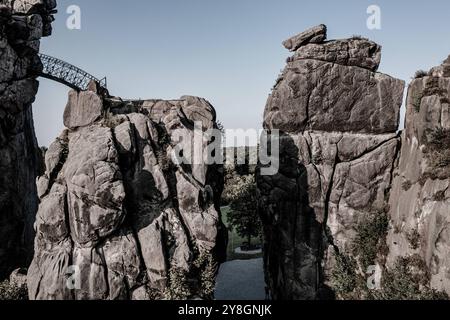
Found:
[34,0,450,146]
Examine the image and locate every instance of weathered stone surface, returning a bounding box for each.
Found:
[0,0,55,280]
[283,24,327,52]
[28,93,226,300]
[63,90,104,129]
[257,26,405,300]
[264,59,404,134]
[290,38,382,71]
[386,60,450,295]
[258,131,399,299]
[259,26,450,300]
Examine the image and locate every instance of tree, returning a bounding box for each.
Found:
[228,176,262,249]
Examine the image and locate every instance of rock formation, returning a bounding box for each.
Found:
[386,58,450,295]
[0,0,56,279]
[257,26,406,299]
[27,87,226,300]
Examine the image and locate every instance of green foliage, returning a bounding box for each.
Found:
[164,267,191,300]
[330,253,358,298]
[221,206,263,261]
[423,76,446,97]
[194,253,217,299]
[373,256,449,300]
[421,128,450,180]
[411,92,423,113]
[427,127,450,151]
[402,180,413,191]
[330,253,449,300]
[0,280,28,300]
[414,70,428,79]
[352,212,389,270]
[222,173,249,206]
[228,176,262,247]
[433,190,447,202]
[407,229,421,250]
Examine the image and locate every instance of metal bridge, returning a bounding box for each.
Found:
[38,53,107,91]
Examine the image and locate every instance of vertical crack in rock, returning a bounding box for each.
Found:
[385,56,450,297]
[0,0,56,279]
[28,88,226,300]
[257,25,405,300]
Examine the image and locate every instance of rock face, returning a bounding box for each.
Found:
[28,89,226,300]
[0,0,55,279]
[386,58,450,295]
[264,32,403,134]
[257,26,406,299]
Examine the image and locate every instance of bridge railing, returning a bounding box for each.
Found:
[38,53,107,92]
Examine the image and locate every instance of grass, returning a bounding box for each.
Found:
[221,206,262,261]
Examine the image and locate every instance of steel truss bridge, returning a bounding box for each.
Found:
[38,53,107,91]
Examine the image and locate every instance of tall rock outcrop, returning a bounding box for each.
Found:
[257,26,405,299]
[0,0,56,279]
[28,87,226,300]
[386,58,450,295]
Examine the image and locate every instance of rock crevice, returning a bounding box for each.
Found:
[0,0,56,279]
[27,88,226,300]
[258,25,405,300]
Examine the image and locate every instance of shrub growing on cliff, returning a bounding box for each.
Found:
[402,179,413,191]
[194,253,218,299]
[0,280,28,300]
[374,255,449,300]
[423,76,447,97]
[422,128,450,179]
[352,212,389,270]
[411,92,424,113]
[164,267,191,300]
[414,70,428,79]
[407,229,421,250]
[433,190,447,202]
[330,253,358,299]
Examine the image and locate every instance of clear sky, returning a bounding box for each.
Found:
[34,0,450,147]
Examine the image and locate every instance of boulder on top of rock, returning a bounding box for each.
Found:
[290,37,382,71]
[63,88,104,130]
[258,26,406,300]
[264,26,404,134]
[282,24,327,52]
